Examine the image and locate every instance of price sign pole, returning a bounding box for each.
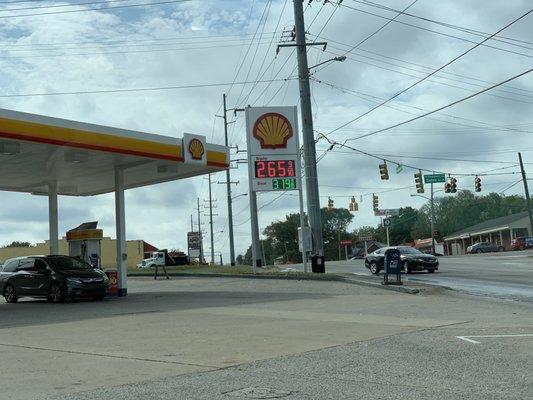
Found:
[246,107,307,273]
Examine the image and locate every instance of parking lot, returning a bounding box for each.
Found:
[0,276,532,399]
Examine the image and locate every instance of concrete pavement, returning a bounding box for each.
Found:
[0,276,531,399]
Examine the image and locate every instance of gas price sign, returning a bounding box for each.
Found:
[246,107,301,192]
[251,156,299,191]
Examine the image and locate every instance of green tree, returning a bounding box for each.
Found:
[3,241,31,248]
[321,207,354,260]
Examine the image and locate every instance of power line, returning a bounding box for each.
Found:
[311,77,533,134]
[313,33,533,95]
[350,0,533,47]
[341,67,533,142]
[0,0,193,19]
[0,78,298,98]
[315,45,533,103]
[336,1,533,59]
[0,0,132,13]
[322,8,533,138]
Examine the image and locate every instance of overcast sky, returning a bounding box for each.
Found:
[0,0,531,262]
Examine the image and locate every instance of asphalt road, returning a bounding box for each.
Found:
[288,250,533,302]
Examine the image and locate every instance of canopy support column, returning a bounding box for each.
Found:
[48,182,58,255]
[115,167,127,297]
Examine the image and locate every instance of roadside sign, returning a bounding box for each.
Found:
[246,107,301,192]
[340,240,352,246]
[187,231,202,258]
[374,208,400,216]
[383,218,391,227]
[424,173,446,184]
[359,235,372,241]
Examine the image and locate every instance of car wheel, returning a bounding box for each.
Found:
[3,284,18,303]
[369,262,380,275]
[476,249,482,254]
[427,269,435,273]
[404,262,412,274]
[47,283,63,303]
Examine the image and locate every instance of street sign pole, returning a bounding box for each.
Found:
[386,225,390,247]
[431,182,435,255]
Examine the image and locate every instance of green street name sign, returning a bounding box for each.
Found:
[424,173,446,184]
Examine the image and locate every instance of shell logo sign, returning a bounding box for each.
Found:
[253,112,293,149]
[188,138,205,160]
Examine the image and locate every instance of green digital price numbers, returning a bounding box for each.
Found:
[272,178,297,190]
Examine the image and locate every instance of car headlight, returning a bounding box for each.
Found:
[66,277,82,286]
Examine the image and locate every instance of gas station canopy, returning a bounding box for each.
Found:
[0,107,229,296]
[0,108,229,196]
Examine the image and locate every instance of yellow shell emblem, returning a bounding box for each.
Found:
[188,138,205,160]
[253,112,293,149]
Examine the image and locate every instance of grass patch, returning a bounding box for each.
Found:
[127,264,341,280]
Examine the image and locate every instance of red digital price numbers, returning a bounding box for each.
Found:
[254,160,296,178]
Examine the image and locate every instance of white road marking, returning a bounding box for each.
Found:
[456,336,481,344]
[456,334,533,344]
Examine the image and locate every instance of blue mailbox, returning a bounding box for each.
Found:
[384,248,402,285]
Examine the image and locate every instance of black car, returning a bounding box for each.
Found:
[364,246,439,275]
[0,255,110,303]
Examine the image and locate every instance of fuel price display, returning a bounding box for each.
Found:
[254,160,296,178]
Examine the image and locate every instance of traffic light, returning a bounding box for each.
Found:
[445,182,451,193]
[372,194,379,212]
[450,177,457,193]
[475,176,481,192]
[349,196,358,212]
[414,170,424,193]
[327,196,334,210]
[379,162,389,180]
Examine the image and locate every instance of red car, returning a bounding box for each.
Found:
[511,237,533,250]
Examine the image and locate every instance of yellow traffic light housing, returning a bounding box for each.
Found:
[414,170,424,193]
[475,176,481,192]
[372,194,379,212]
[450,177,457,193]
[379,162,389,180]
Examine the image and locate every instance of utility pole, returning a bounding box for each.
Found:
[208,173,215,265]
[223,94,236,266]
[292,0,325,264]
[518,152,533,235]
[190,214,193,232]
[196,198,203,263]
[430,182,436,255]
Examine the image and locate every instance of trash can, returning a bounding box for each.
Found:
[104,268,118,296]
[310,255,325,273]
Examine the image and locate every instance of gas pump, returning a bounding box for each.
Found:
[66,222,103,268]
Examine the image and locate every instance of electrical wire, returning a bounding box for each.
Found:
[0,78,298,98]
[341,67,533,142]
[0,0,194,19]
[322,8,533,139]
[336,1,533,60]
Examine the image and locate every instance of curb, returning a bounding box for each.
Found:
[128,272,420,294]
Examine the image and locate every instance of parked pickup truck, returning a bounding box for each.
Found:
[137,250,189,268]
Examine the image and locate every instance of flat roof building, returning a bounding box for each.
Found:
[444,211,531,255]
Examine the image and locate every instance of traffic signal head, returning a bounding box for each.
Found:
[450,177,457,193]
[445,182,451,193]
[372,194,379,212]
[379,162,389,180]
[414,170,424,193]
[328,196,334,210]
[475,176,481,192]
[349,196,359,212]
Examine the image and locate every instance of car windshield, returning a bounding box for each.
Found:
[399,247,423,255]
[45,257,93,271]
